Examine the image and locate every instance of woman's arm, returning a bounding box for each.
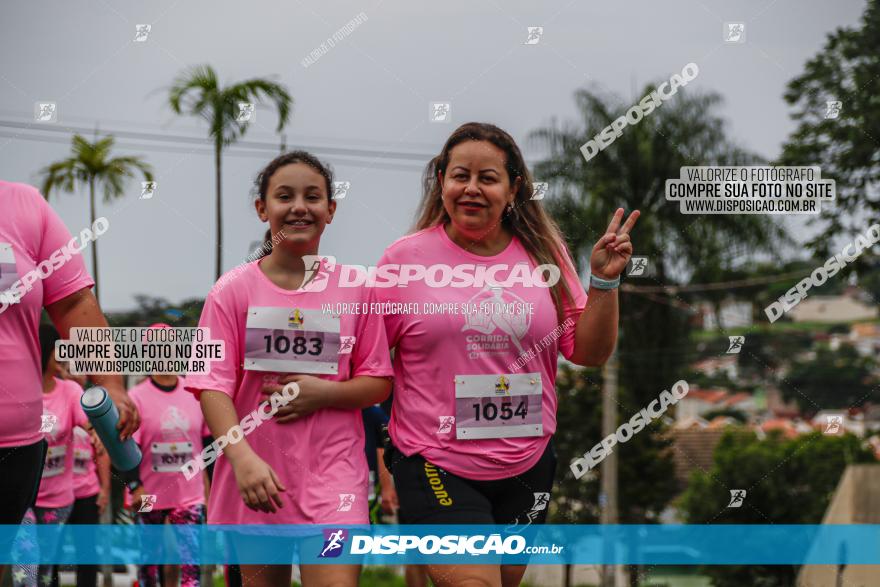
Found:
[268,375,392,422]
[568,208,639,367]
[570,288,619,367]
[46,288,140,437]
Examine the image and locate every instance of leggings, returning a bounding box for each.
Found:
[0,440,47,525]
[11,504,73,587]
[50,493,100,587]
[136,503,206,587]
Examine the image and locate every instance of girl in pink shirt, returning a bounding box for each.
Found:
[375,123,640,587]
[185,151,393,587]
[12,325,90,587]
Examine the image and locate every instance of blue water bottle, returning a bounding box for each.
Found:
[80,386,142,472]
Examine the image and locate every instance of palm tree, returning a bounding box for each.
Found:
[168,65,292,280]
[40,135,153,303]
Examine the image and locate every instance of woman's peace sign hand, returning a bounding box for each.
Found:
[590,208,640,280]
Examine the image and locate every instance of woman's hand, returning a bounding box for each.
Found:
[590,207,641,279]
[230,451,286,513]
[263,375,330,423]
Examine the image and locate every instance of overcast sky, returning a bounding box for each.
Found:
[0,0,867,310]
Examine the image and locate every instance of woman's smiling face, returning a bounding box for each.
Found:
[439,140,520,237]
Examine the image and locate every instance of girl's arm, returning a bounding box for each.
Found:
[199,390,286,513]
[95,450,111,514]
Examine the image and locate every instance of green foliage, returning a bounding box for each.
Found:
[679,429,875,587]
[108,295,204,328]
[779,0,880,255]
[551,363,603,525]
[783,343,877,413]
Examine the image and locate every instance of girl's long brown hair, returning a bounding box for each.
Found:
[414,122,576,321]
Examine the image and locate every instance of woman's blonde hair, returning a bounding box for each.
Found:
[414,122,576,320]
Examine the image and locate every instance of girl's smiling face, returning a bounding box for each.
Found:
[255,162,335,249]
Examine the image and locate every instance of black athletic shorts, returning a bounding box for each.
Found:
[0,439,48,524]
[384,440,557,526]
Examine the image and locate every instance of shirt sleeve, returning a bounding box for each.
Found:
[70,381,89,429]
[556,242,588,361]
[350,284,394,379]
[183,288,241,401]
[32,188,95,307]
[370,247,404,349]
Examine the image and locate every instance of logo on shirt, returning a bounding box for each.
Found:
[494,376,511,395]
[319,529,348,558]
[288,309,304,328]
[160,406,191,439]
[461,286,532,358]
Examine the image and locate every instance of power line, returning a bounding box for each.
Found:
[0,119,434,164]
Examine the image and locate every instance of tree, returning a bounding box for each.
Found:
[679,429,874,587]
[784,343,877,414]
[107,294,204,328]
[40,135,153,303]
[780,0,880,256]
[531,84,791,585]
[168,65,292,280]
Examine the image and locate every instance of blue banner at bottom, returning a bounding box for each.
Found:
[2,524,879,565]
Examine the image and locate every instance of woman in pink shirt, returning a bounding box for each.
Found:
[0,181,139,585]
[12,325,91,587]
[376,123,640,587]
[185,151,393,587]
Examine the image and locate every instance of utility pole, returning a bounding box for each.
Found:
[600,345,619,587]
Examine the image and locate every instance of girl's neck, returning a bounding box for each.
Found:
[260,243,320,290]
[150,374,178,389]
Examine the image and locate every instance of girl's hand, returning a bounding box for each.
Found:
[230,451,286,513]
[263,375,330,423]
[96,489,109,515]
[590,208,640,279]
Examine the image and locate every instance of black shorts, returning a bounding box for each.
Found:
[385,441,557,526]
[0,439,47,524]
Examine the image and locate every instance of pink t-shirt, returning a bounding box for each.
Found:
[38,378,88,508]
[0,181,94,448]
[185,258,393,525]
[126,377,206,511]
[375,224,587,481]
[72,425,101,499]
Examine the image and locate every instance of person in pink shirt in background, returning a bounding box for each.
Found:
[12,325,91,587]
[375,123,640,587]
[185,151,393,587]
[45,361,111,587]
[0,181,139,584]
[122,324,210,587]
